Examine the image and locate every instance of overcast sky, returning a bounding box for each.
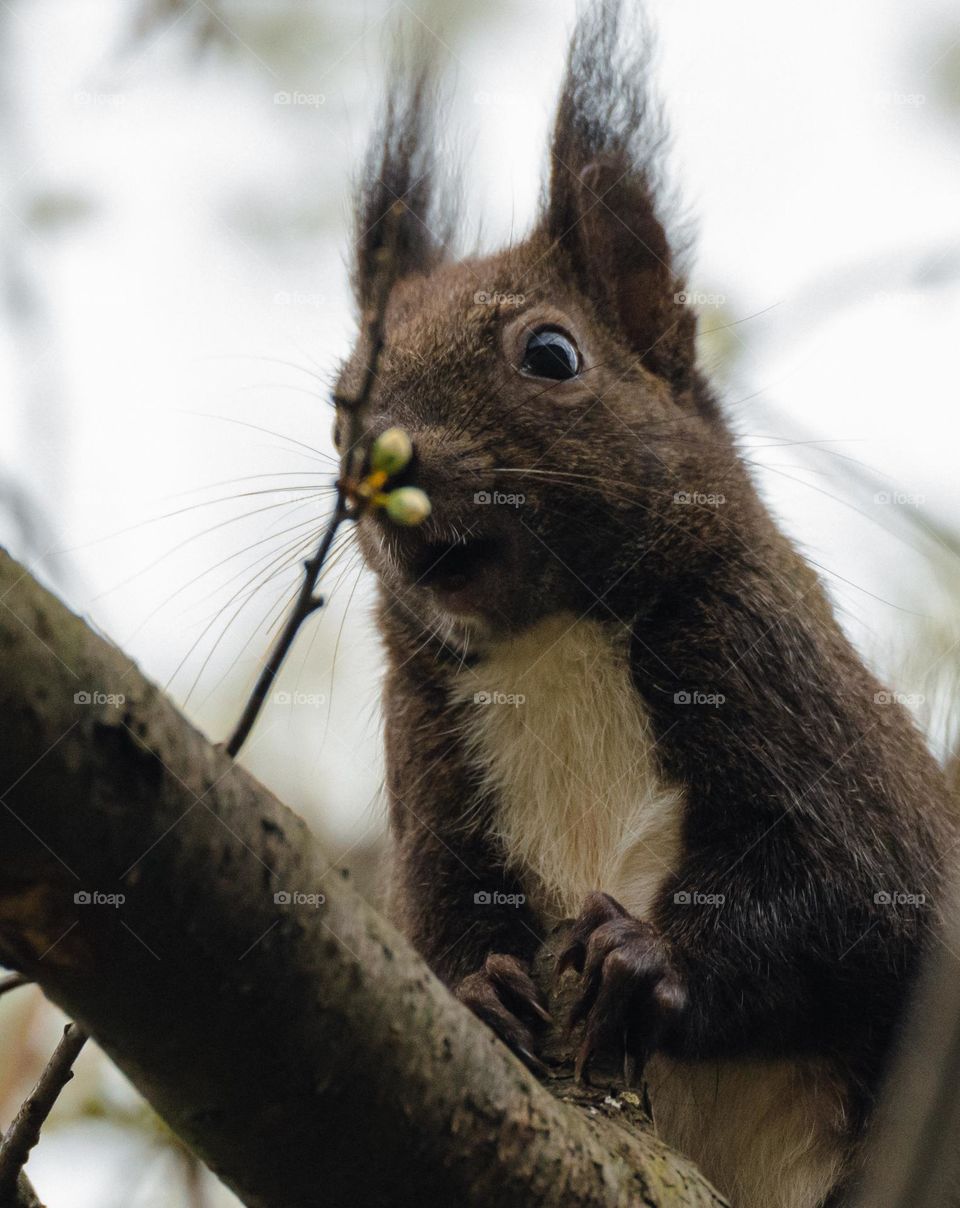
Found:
[3,0,960,837]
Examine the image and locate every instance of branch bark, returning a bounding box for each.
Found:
[0,546,726,1208]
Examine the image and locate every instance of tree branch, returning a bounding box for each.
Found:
[0,546,726,1207]
[0,1023,86,1202]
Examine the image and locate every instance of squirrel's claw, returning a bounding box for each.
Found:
[560,892,687,1087]
[456,953,552,1075]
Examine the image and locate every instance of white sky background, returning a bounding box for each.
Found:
[1,0,960,1201]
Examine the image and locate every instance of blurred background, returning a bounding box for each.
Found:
[1,0,960,1202]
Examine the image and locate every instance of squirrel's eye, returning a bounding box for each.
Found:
[521,328,581,381]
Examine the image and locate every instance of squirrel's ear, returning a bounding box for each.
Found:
[557,157,695,387]
[352,48,455,312]
[543,2,695,388]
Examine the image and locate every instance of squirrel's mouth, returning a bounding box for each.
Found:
[364,510,526,627]
[410,537,501,610]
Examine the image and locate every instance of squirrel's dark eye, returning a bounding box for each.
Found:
[521,328,581,381]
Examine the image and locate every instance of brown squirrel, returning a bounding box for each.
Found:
[333,4,958,1205]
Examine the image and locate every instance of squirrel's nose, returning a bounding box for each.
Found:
[379,427,492,496]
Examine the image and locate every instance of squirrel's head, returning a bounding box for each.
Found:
[336,1,743,650]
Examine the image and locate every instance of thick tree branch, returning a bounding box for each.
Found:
[0,546,726,1207]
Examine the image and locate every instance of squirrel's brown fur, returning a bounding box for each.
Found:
[334,5,957,1205]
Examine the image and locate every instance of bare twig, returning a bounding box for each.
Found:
[0,974,29,1002]
[0,1024,87,1201]
[225,202,403,758]
[13,1170,45,1208]
[0,970,75,1207]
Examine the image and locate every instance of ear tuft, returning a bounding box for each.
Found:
[352,41,457,312]
[543,1,695,387]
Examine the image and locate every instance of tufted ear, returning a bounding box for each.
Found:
[543,1,696,389]
[352,45,457,313]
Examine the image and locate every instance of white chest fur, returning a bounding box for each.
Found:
[451,614,850,1208]
[452,615,683,924]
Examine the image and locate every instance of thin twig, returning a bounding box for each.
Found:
[226,202,404,758]
[0,1023,87,1201]
[13,1170,45,1208]
[0,974,29,1002]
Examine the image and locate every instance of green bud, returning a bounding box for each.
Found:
[370,427,413,477]
[385,486,431,527]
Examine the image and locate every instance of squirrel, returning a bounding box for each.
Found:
[333,4,959,1206]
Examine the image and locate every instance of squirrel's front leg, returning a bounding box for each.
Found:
[558,892,687,1084]
[391,823,551,1068]
[384,646,553,1068]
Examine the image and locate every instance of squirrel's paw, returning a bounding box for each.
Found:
[557,891,686,1086]
[455,953,551,1074]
